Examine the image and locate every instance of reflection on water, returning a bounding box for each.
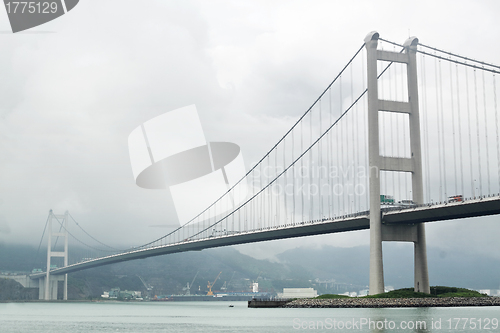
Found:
[0,301,498,332]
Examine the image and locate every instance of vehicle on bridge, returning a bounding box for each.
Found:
[380,195,395,205]
[448,195,464,203]
[396,200,417,207]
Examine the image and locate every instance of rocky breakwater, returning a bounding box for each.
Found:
[284,297,500,308]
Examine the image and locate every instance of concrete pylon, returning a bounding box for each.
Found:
[364,32,430,295]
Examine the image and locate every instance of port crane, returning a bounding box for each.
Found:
[221,271,236,291]
[183,271,199,296]
[206,271,222,296]
[137,275,153,300]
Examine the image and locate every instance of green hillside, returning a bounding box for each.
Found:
[364,286,487,298]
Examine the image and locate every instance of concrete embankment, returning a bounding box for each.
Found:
[283,297,500,308]
[248,299,291,308]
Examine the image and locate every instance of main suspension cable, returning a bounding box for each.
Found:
[69,213,124,251]
[32,214,50,269]
[51,215,118,254]
[418,43,500,71]
[417,49,500,75]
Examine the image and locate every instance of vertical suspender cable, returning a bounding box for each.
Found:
[251,169,254,230]
[337,86,341,216]
[290,130,293,224]
[340,76,344,214]
[276,144,279,226]
[399,62,405,199]
[329,88,333,216]
[435,57,443,202]
[252,161,257,228]
[258,160,264,230]
[264,155,268,228]
[319,99,323,218]
[456,64,465,198]
[355,104,360,211]
[275,147,278,227]
[438,59,448,200]
[449,60,458,195]
[284,137,293,225]
[363,49,369,209]
[301,115,304,221]
[493,74,500,194]
[268,153,272,227]
[309,108,313,220]
[345,76,351,214]
[402,111,407,198]
[351,64,357,212]
[260,162,263,228]
[482,69,491,195]
[422,55,431,202]
[357,59,362,210]
[391,57,403,199]
[253,168,256,229]
[474,70,483,196]
[392,69,397,199]
[465,65,475,197]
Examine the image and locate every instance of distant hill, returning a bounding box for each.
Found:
[276,243,500,290]
[1,242,499,300]
[68,247,314,298]
[0,245,317,299]
[0,243,40,272]
[0,278,37,300]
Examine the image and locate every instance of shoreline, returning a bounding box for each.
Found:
[0,299,136,303]
[283,297,500,308]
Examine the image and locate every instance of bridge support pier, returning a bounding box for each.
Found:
[38,275,65,300]
[414,224,429,293]
[380,223,429,293]
[365,31,430,295]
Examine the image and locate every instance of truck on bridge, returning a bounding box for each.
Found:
[380,195,395,204]
[448,195,464,203]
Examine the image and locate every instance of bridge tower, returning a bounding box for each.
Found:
[40,210,69,300]
[365,32,430,295]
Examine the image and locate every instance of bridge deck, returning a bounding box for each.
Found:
[383,196,500,224]
[31,196,500,278]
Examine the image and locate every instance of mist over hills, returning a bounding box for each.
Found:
[0,244,314,298]
[276,243,500,290]
[0,243,498,299]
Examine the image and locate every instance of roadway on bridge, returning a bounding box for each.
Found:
[31,196,500,278]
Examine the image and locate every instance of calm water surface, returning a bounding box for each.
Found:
[0,301,499,332]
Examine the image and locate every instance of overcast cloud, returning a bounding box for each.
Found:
[0,0,499,261]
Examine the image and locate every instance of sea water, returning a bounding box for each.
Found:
[0,301,498,332]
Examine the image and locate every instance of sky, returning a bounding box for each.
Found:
[0,0,499,263]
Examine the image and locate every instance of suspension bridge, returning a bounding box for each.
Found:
[25,31,500,300]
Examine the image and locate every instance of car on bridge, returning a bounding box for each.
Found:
[396,200,417,207]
